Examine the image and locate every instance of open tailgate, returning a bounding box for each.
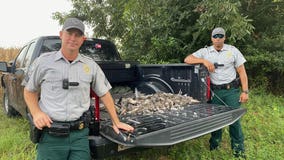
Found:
[100,103,246,146]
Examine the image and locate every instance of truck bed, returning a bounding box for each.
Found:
[99,103,246,146]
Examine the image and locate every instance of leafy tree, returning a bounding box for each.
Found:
[53,0,253,62]
[237,0,284,93]
[53,0,283,94]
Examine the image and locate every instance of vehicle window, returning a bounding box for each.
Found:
[15,45,28,68]
[80,40,119,61]
[40,39,61,54]
[22,42,36,68]
[39,39,119,61]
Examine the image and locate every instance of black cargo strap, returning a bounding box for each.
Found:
[211,79,240,90]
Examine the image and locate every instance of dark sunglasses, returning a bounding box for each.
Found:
[212,34,224,39]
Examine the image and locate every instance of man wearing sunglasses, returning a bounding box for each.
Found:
[184,27,248,158]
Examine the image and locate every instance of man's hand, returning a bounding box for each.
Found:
[32,111,53,130]
[100,92,134,134]
[113,122,134,134]
[24,88,53,130]
[239,92,249,103]
[203,60,215,72]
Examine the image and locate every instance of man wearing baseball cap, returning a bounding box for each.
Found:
[24,17,134,160]
[184,27,248,158]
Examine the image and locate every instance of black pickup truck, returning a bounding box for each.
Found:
[0,36,246,159]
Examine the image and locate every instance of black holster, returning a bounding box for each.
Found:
[27,113,42,144]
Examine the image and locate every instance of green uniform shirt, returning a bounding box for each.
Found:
[24,51,112,121]
[192,44,246,85]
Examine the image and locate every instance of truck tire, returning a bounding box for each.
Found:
[3,89,18,117]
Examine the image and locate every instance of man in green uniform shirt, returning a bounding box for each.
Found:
[184,27,248,158]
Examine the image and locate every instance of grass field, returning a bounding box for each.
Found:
[0,88,283,160]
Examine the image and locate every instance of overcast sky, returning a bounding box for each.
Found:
[0,0,73,48]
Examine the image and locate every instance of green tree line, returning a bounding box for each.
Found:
[53,0,284,94]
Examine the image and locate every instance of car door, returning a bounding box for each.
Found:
[9,42,36,116]
[4,45,29,115]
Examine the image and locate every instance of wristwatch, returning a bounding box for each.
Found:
[242,90,249,94]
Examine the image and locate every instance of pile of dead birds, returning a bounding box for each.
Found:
[116,92,199,115]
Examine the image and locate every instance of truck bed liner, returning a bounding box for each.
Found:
[100,103,246,146]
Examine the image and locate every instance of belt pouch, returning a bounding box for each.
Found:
[48,123,70,136]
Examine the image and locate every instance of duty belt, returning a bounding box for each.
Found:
[43,111,91,136]
[211,79,240,90]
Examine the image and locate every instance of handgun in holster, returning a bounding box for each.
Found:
[27,113,42,144]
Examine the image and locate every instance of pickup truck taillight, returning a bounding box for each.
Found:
[206,76,211,101]
[90,89,100,136]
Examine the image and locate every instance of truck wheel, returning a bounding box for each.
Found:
[3,89,18,117]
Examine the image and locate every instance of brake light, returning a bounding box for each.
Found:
[90,89,100,121]
[206,76,211,100]
[90,89,100,135]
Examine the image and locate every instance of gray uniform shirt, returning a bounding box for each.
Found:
[192,44,246,85]
[24,51,112,121]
